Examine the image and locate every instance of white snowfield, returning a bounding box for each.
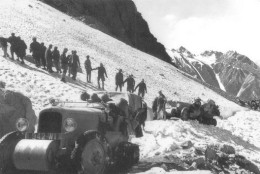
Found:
[0,0,259,173]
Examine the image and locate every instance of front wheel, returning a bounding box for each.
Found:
[0,132,24,174]
[71,131,108,174]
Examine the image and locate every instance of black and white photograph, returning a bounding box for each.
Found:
[0,0,260,173]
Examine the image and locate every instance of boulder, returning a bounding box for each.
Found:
[205,145,219,161]
[235,155,260,174]
[220,144,235,155]
[0,89,36,138]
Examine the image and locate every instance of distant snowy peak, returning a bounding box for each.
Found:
[168,47,220,89]
[214,51,260,100]
[171,46,195,58]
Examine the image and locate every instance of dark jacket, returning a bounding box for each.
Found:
[124,77,135,88]
[71,54,80,68]
[60,53,69,69]
[52,49,60,63]
[45,48,52,62]
[115,72,124,85]
[8,36,18,49]
[40,45,46,58]
[135,82,147,93]
[84,59,92,72]
[16,39,27,57]
[30,41,41,57]
[93,66,107,78]
[0,37,8,47]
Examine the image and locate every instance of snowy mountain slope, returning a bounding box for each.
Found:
[169,47,260,101]
[168,47,220,89]
[214,51,260,100]
[0,0,260,173]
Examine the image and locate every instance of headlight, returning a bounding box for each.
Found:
[63,118,77,132]
[16,118,29,132]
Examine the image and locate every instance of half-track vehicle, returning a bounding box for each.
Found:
[0,92,147,174]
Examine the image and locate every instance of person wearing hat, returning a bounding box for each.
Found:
[45,44,53,73]
[92,63,108,90]
[115,69,124,92]
[60,48,69,82]
[30,37,41,67]
[84,55,92,83]
[123,74,135,93]
[134,79,147,97]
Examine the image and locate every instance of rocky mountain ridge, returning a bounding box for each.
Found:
[169,47,260,100]
[40,0,172,63]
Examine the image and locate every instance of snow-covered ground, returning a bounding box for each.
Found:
[0,0,259,173]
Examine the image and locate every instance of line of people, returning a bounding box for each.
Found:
[1,33,149,97]
[84,57,148,95]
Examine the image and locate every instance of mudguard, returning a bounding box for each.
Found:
[13,139,59,171]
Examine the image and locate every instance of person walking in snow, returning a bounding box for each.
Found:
[0,37,10,58]
[92,63,108,90]
[40,43,47,70]
[152,90,166,120]
[30,37,41,67]
[8,33,18,60]
[84,55,92,83]
[45,44,53,73]
[67,50,73,77]
[60,48,69,82]
[134,79,147,97]
[52,46,61,73]
[16,37,27,64]
[123,74,135,93]
[115,69,124,92]
[71,50,80,80]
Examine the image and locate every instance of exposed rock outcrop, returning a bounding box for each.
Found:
[0,89,36,138]
[213,51,260,100]
[40,0,172,63]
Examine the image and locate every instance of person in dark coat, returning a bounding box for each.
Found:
[71,50,80,80]
[115,69,124,92]
[134,79,147,97]
[52,46,61,73]
[7,33,18,60]
[60,48,69,82]
[92,63,108,90]
[30,37,41,67]
[0,37,9,58]
[152,91,166,120]
[67,51,73,77]
[16,37,27,64]
[40,43,47,69]
[45,44,53,73]
[123,74,135,93]
[84,55,92,83]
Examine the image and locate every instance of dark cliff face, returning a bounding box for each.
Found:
[41,0,172,63]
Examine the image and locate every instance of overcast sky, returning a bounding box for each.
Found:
[133,0,260,65]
